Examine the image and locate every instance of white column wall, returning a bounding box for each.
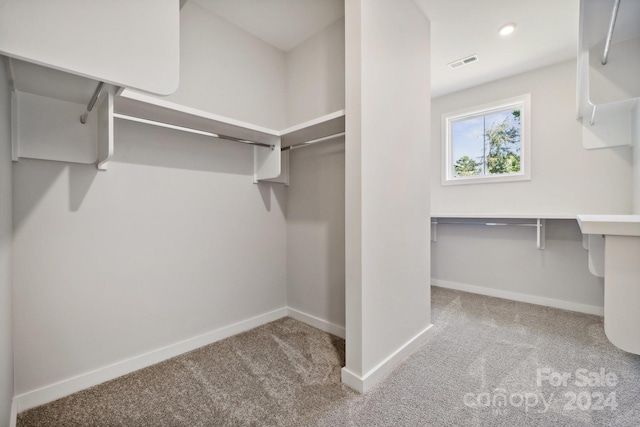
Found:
[344,0,431,392]
[344,0,364,379]
[0,59,14,427]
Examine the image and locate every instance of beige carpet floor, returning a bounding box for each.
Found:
[18,287,640,426]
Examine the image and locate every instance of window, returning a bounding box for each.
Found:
[442,94,531,185]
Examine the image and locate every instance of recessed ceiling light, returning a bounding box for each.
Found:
[499,23,516,36]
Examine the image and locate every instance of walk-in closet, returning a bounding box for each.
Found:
[0,0,432,419]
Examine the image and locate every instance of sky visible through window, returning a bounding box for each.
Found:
[451,107,521,177]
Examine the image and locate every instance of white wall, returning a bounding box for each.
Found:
[344,0,431,392]
[12,127,287,396]
[287,140,345,330]
[285,18,346,331]
[430,61,631,313]
[432,219,604,313]
[0,59,14,427]
[163,2,287,129]
[431,60,633,216]
[285,18,345,127]
[12,6,288,398]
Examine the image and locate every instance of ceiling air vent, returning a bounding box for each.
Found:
[448,55,479,69]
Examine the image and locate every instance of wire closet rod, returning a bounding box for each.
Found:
[80,81,104,124]
[113,113,275,149]
[281,132,346,151]
[601,0,621,65]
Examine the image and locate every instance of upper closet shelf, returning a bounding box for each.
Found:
[280,110,346,150]
[0,0,179,95]
[9,61,346,184]
[576,0,640,149]
[431,213,576,220]
[115,89,283,182]
[117,89,280,142]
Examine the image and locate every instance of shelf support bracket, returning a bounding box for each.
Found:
[97,88,114,170]
[537,219,546,250]
[431,220,437,242]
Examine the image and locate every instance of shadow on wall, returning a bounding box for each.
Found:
[69,164,98,212]
[257,181,288,214]
[12,160,99,229]
[12,159,66,231]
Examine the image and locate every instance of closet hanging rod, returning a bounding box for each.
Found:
[80,81,104,124]
[601,0,621,65]
[431,219,546,249]
[113,113,274,149]
[281,132,345,151]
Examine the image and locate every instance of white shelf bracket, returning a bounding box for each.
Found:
[5,58,19,161]
[537,219,546,250]
[10,90,19,161]
[253,137,282,183]
[97,89,115,171]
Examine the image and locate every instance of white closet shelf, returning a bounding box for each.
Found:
[115,89,282,182]
[0,0,179,96]
[576,0,640,149]
[577,214,640,237]
[430,214,579,250]
[117,89,280,144]
[9,59,345,183]
[431,213,576,220]
[280,110,345,148]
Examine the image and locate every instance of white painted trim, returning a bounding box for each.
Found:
[286,307,345,339]
[9,399,17,427]
[340,367,363,393]
[432,279,604,316]
[341,324,434,393]
[13,307,288,413]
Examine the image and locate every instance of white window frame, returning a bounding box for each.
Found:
[441,94,531,186]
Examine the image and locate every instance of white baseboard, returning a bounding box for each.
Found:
[9,399,17,427]
[341,324,434,393]
[432,279,604,316]
[286,307,345,339]
[13,307,288,413]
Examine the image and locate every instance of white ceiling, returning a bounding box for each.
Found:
[189,0,580,97]
[415,0,579,97]
[191,0,344,52]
